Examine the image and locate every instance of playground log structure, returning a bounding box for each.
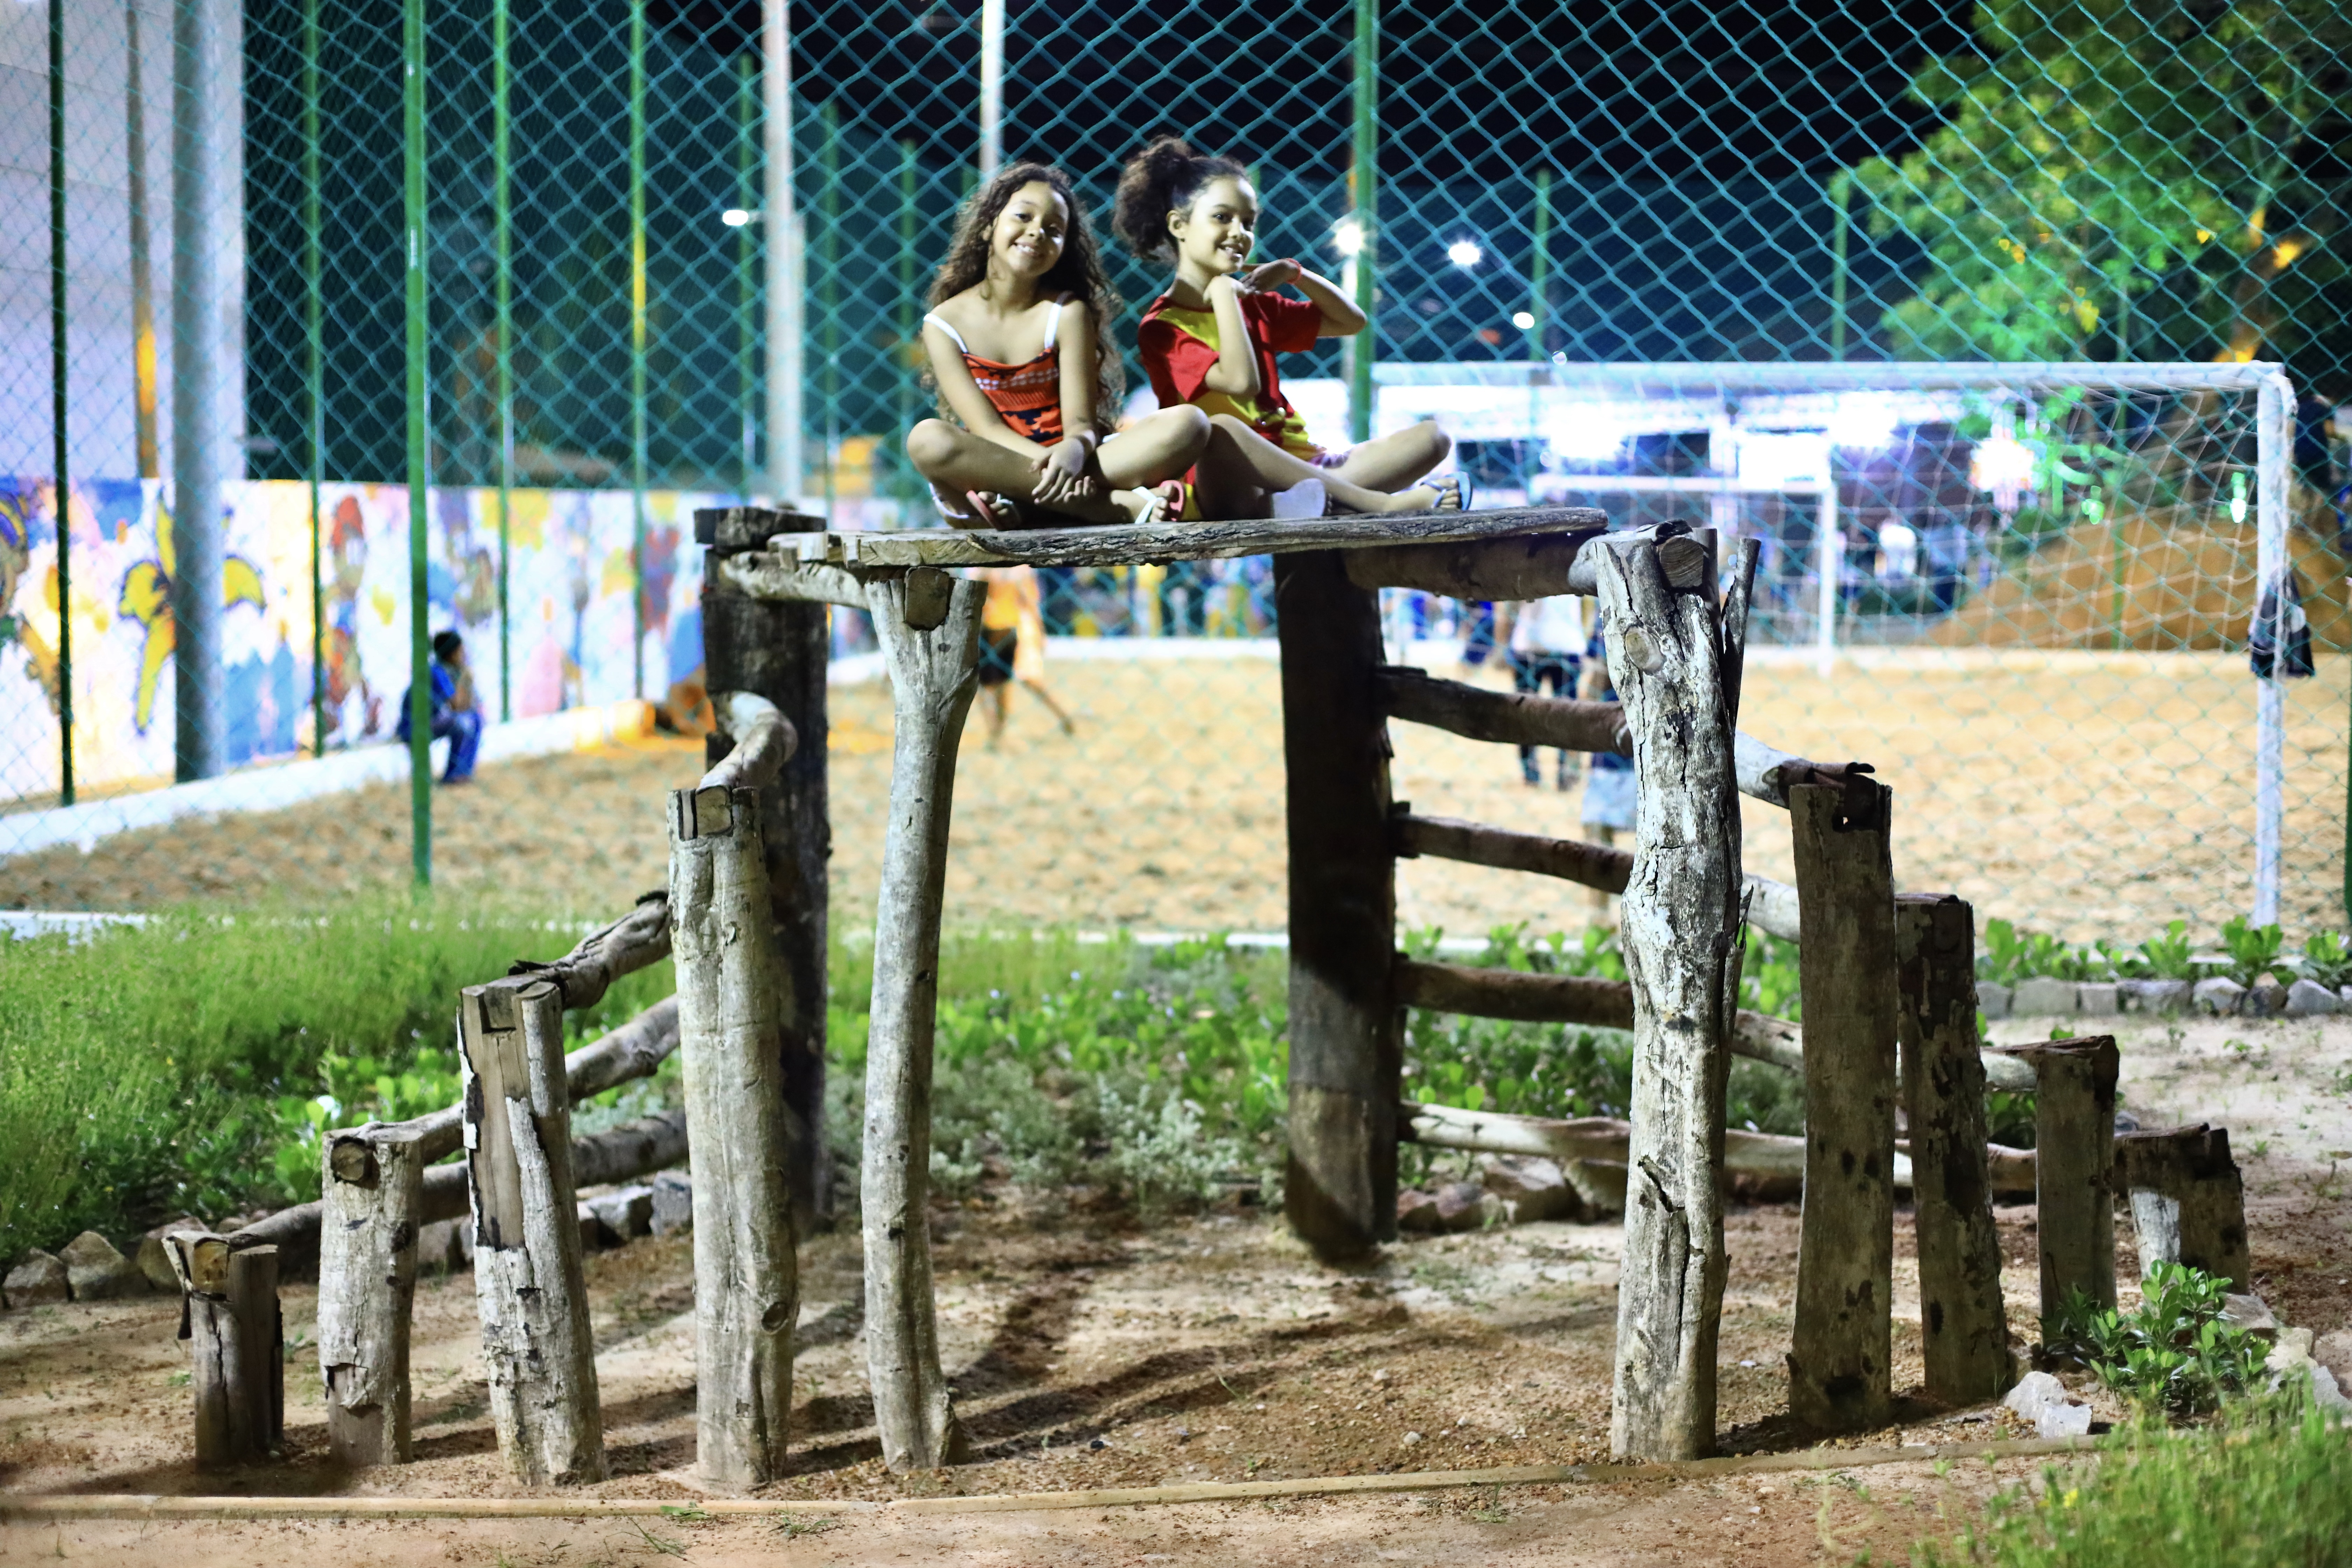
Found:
[159,504,2254,1481]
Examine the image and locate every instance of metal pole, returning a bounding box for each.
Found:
[1814,483,1840,677]
[629,0,648,699]
[172,0,225,783]
[404,0,432,885]
[126,3,159,481]
[896,137,918,504]
[1829,169,1851,362]
[818,98,838,523]
[978,0,1004,179]
[494,0,512,719]
[49,0,73,807]
[306,0,326,755]
[1526,166,1548,496]
[761,0,801,504]
[737,54,758,498]
[2252,371,2288,927]
[1348,0,1378,444]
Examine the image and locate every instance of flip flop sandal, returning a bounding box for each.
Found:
[1432,476,1469,512]
[964,490,1011,528]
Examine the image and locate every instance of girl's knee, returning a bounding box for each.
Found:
[1206,412,1254,444]
[905,419,957,472]
[1416,419,1452,462]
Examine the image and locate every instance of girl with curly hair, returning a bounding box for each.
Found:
[1111,135,1461,519]
[906,162,1209,526]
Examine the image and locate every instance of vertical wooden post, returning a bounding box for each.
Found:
[670,778,801,1486]
[317,1123,426,1465]
[1893,894,2013,1404]
[1275,549,1398,1260]
[1592,536,1741,1462]
[2116,1124,2249,1290]
[461,978,606,1484]
[167,1232,282,1468]
[1994,1036,2119,1321]
[703,509,831,1233]
[1786,778,1898,1433]
[861,568,981,1471]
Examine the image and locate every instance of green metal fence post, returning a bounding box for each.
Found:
[1348,0,1377,444]
[738,54,758,497]
[896,137,918,502]
[305,0,326,755]
[1829,168,1851,362]
[1526,165,1549,495]
[49,0,72,807]
[404,0,432,886]
[494,0,513,719]
[819,98,839,521]
[630,0,649,698]
[125,3,158,481]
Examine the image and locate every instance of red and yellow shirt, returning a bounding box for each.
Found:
[1137,289,1326,461]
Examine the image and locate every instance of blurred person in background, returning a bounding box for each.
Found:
[1578,625,1632,925]
[975,564,1074,748]
[395,629,482,784]
[1501,595,1585,789]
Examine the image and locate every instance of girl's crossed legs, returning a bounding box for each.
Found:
[906,405,1210,524]
[1195,413,1452,519]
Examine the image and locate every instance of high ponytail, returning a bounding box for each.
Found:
[1111,135,1247,261]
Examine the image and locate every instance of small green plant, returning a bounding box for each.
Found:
[2128,919,2197,981]
[774,1512,838,1538]
[1978,920,2096,985]
[2044,1262,2266,1415]
[2217,916,2284,985]
[2299,931,2352,988]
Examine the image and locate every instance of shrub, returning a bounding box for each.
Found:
[2044,1262,2268,1416]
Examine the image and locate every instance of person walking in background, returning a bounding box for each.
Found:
[395,629,483,784]
[1501,594,1586,788]
[976,564,1074,748]
[1578,625,1632,925]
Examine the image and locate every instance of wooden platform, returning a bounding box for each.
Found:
[695,503,1609,569]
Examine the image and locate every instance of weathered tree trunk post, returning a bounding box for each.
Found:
[1786,778,1898,1433]
[670,693,802,1487]
[461,977,606,1484]
[1593,535,1742,1462]
[703,507,832,1233]
[861,567,981,1471]
[1276,550,1398,1259]
[167,1232,282,1467]
[317,1123,427,1465]
[1893,894,2013,1404]
[2115,1124,2249,1290]
[1993,1036,2119,1322]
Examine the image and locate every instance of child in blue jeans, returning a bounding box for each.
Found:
[396,629,483,783]
[1579,624,1632,923]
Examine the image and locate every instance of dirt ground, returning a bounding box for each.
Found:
[5,1011,2348,1565]
[5,648,2343,945]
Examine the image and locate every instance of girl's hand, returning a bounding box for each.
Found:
[1240,258,1301,293]
[1031,439,1092,507]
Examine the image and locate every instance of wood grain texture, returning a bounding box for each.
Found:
[670,782,802,1486]
[461,979,606,1485]
[704,579,833,1234]
[1276,550,1399,1261]
[1787,780,1899,1434]
[1378,666,1632,755]
[317,1126,426,1466]
[501,896,671,1015]
[1340,524,1705,599]
[860,572,983,1471]
[2115,1124,2249,1291]
[1991,1036,2120,1320]
[167,1233,281,1469]
[1894,895,2014,1405]
[1592,536,1741,1463]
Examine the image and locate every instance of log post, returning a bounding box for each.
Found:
[1276,549,1399,1260]
[317,1124,426,1465]
[2115,1124,2249,1290]
[704,511,832,1233]
[1786,779,1898,1433]
[1993,1036,2119,1322]
[1592,535,1742,1462]
[460,978,606,1484]
[167,1233,282,1467]
[861,567,982,1471]
[670,774,801,1485]
[1893,895,2013,1404]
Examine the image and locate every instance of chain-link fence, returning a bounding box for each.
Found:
[3,0,2349,947]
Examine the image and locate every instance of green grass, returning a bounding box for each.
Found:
[1913,1398,2352,1567]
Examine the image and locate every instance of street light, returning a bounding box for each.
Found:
[721,208,754,227]
[1511,310,1535,330]
[1332,218,1365,256]
[1447,239,1482,269]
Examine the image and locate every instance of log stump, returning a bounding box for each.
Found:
[2115,1124,2249,1290]
[167,1233,282,1468]
[1994,1036,2120,1322]
[1893,895,2013,1404]
[317,1124,427,1465]
[461,978,606,1484]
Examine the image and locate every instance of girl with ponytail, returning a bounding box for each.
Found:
[906,161,1211,526]
[1111,135,1460,519]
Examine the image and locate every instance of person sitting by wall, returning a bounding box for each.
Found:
[395,629,483,784]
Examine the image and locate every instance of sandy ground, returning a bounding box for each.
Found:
[5,648,2344,945]
[5,1010,2348,1565]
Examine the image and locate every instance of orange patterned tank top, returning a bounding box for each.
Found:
[925,296,1066,443]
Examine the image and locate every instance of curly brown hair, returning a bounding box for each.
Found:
[924,161,1125,434]
[1111,135,1247,262]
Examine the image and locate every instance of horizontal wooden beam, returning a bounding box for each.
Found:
[695,503,1606,570]
[1346,521,1710,600]
[710,551,869,609]
[1398,1101,2036,1196]
[1734,732,1878,813]
[1378,667,1630,754]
